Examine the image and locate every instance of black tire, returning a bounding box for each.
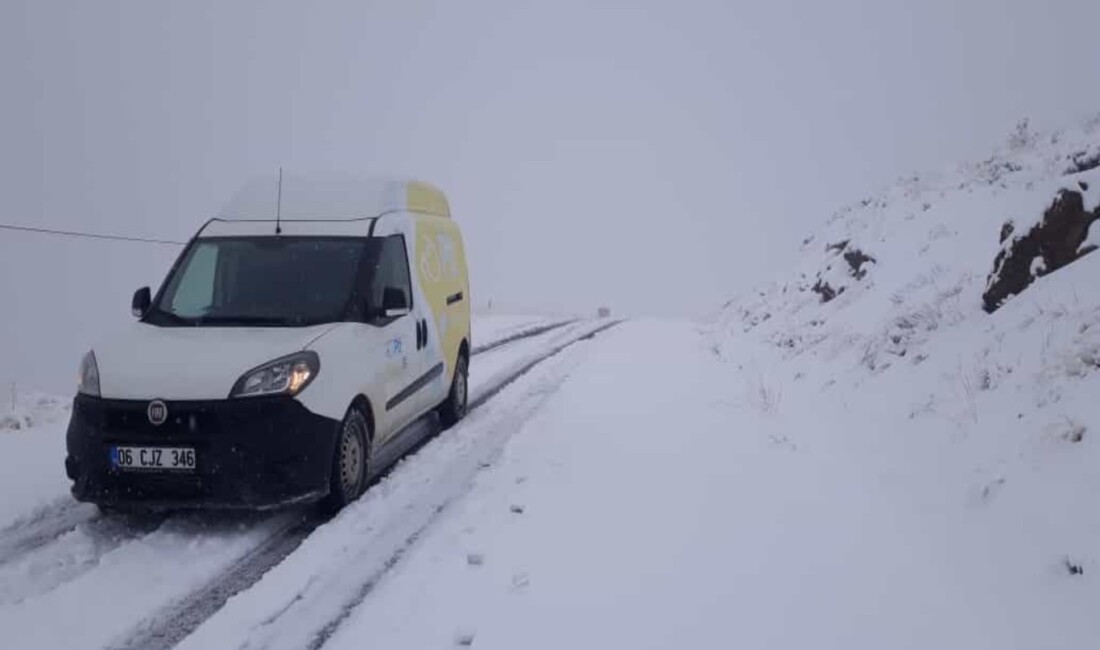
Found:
[437,352,469,428]
[96,504,130,517]
[96,504,121,517]
[321,407,370,512]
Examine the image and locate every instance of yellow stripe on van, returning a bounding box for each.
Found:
[406,181,450,218]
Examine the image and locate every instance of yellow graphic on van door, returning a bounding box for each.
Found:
[419,235,442,283]
[414,215,470,385]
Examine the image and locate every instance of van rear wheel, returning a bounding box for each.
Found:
[437,352,468,428]
[322,407,370,512]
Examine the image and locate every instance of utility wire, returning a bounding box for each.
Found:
[0,222,186,246]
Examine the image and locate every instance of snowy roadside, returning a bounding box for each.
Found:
[696,117,1100,647]
[704,260,1100,648]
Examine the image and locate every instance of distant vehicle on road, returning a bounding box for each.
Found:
[65,175,471,513]
[598,306,611,318]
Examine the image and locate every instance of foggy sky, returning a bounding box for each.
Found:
[3,0,1100,393]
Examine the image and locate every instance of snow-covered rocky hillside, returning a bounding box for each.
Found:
[706,115,1100,645]
[719,115,1100,349]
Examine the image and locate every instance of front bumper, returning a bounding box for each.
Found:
[65,394,341,510]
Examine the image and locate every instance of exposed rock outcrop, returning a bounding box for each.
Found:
[982,189,1099,313]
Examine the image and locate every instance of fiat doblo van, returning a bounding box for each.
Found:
[64,176,471,512]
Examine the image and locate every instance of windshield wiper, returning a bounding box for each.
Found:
[144,308,197,326]
[147,309,314,327]
[193,315,296,326]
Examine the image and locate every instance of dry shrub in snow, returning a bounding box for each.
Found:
[0,414,34,432]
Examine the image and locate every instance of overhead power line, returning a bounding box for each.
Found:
[0,222,186,246]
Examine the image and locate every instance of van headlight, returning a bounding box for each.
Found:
[78,350,101,397]
[230,351,320,398]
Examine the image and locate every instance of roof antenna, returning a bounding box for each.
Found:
[275,166,283,235]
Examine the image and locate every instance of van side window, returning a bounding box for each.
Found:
[168,242,218,317]
[366,235,413,313]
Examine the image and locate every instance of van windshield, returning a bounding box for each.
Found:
[146,237,368,327]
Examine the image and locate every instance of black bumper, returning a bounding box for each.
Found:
[65,394,341,510]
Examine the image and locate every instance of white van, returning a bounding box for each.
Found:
[64,175,471,512]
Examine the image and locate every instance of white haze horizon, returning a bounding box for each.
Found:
[3,0,1100,394]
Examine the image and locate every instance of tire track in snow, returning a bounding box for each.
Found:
[0,511,296,650]
[0,509,168,605]
[0,498,98,568]
[105,319,617,650]
[469,320,617,411]
[109,512,319,650]
[471,318,577,356]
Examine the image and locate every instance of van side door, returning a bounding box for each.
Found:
[363,234,423,444]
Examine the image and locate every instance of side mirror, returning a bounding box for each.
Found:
[132,287,151,318]
[381,287,410,318]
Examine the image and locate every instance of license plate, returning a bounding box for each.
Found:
[111,446,196,472]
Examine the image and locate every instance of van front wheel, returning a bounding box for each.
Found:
[437,353,468,428]
[322,407,370,512]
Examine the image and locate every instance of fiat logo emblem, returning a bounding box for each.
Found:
[147,400,168,426]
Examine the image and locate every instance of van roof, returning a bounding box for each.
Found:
[200,174,450,238]
[218,173,449,219]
